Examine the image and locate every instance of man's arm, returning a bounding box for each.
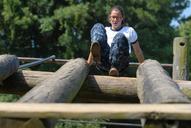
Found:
[132,41,144,63]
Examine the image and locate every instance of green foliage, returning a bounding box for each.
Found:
[55,119,103,128]
[178,20,191,38]
[52,3,90,58]
[0,0,190,62]
[40,17,54,32]
[0,94,19,102]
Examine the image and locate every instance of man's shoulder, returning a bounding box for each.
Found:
[105,26,110,30]
[122,26,135,31]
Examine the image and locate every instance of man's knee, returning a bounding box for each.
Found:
[112,33,128,46]
[91,23,105,34]
[90,23,107,46]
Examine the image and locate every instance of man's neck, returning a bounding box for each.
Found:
[111,25,123,31]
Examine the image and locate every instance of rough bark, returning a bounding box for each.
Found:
[173,37,189,80]
[137,59,190,128]
[0,58,89,128]
[0,54,19,81]
[137,59,190,104]
[1,71,191,102]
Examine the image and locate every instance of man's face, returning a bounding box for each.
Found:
[109,9,123,30]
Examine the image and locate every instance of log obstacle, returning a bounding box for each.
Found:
[0,35,190,127]
[18,56,173,68]
[1,71,191,103]
[137,59,190,103]
[0,55,55,82]
[0,103,190,120]
[0,54,19,81]
[0,58,89,128]
[136,59,190,128]
[18,58,89,103]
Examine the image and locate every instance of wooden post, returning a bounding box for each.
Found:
[0,58,89,128]
[173,37,189,80]
[137,59,190,128]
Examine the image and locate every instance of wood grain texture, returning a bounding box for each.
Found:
[137,59,190,104]
[173,37,189,80]
[0,54,19,81]
[0,103,190,120]
[0,58,89,128]
[2,71,191,102]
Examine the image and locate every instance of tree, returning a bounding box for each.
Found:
[0,0,190,63]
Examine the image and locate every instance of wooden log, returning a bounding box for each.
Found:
[173,37,189,80]
[137,59,190,128]
[18,58,89,103]
[0,54,19,81]
[1,70,53,95]
[0,58,89,128]
[0,103,190,120]
[1,71,191,102]
[137,59,190,103]
[1,72,138,103]
[18,56,172,68]
[76,75,138,103]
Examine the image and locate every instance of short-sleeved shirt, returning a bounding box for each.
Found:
[105,26,138,53]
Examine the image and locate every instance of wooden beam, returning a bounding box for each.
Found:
[137,59,190,103]
[0,54,19,81]
[0,103,190,120]
[18,57,172,68]
[18,58,89,103]
[0,58,89,128]
[136,59,190,128]
[1,71,191,103]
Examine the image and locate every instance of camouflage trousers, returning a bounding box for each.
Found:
[90,23,129,72]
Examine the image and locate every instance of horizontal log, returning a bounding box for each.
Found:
[18,57,172,68]
[1,71,191,103]
[1,70,53,95]
[2,70,139,103]
[0,103,190,120]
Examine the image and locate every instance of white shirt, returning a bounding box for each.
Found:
[105,26,138,53]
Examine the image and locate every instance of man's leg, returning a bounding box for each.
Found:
[90,23,110,70]
[109,33,129,76]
